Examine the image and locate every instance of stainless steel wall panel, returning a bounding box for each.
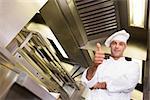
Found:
[0,66,18,100]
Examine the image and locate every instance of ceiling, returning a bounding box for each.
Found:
[31,0,148,67]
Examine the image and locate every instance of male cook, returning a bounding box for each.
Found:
[81,30,140,100]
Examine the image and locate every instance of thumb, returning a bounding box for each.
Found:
[96,43,101,51]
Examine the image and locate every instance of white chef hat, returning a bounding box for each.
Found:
[104,30,130,47]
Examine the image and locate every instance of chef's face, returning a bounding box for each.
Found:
[110,40,126,59]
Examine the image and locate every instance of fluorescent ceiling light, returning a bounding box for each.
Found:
[128,0,147,28]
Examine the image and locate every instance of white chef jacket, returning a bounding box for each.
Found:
[81,57,140,100]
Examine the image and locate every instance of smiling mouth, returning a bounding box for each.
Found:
[114,50,120,52]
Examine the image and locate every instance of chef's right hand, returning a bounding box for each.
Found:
[93,43,105,67]
[86,43,105,80]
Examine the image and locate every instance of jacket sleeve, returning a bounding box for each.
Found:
[106,62,140,93]
[81,68,99,88]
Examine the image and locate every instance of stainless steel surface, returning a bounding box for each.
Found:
[0,48,58,100]
[0,66,57,100]
[0,0,149,99]
[0,66,18,100]
[6,28,78,99]
[16,72,56,100]
[74,0,119,38]
[143,0,150,99]
[40,0,147,62]
[40,0,92,68]
[0,0,48,47]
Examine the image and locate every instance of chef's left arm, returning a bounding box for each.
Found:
[106,62,140,93]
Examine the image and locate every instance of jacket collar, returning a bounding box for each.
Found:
[110,56,125,62]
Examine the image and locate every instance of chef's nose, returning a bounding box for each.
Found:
[115,43,120,48]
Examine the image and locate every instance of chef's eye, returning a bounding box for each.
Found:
[119,42,125,46]
[111,41,116,45]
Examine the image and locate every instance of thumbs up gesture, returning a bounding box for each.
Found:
[86,43,105,80]
[94,43,105,66]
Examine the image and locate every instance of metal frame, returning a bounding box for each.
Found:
[6,28,79,97]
